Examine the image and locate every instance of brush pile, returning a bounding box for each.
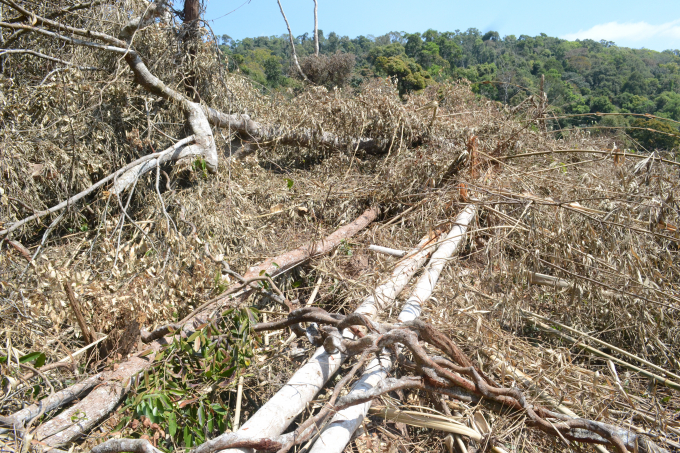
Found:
[0,1,678,453]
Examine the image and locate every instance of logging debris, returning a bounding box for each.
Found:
[0,1,679,452]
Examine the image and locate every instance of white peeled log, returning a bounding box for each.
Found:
[219,233,439,453]
[308,205,476,453]
[400,204,476,323]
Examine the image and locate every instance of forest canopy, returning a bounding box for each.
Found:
[221,28,680,150]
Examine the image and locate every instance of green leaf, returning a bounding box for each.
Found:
[285,178,294,189]
[292,280,302,288]
[19,352,43,363]
[187,331,201,343]
[34,353,46,368]
[168,412,177,436]
[183,425,192,448]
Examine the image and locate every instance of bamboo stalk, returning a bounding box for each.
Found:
[501,148,680,169]
[305,276,323,306]
[368,407,482,441]
[525,316,680,391]
[233,376,244,431]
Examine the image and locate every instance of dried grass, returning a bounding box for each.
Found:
[1,1,679,451]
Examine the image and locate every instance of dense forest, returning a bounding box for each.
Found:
[219,28,680,151]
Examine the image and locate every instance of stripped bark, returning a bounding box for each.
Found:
[218,232,440,453]
[308,205,476,453]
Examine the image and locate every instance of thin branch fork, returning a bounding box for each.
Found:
[0,136,196,237]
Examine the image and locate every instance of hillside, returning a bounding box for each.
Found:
[221,29,680,151]
[1,3,679,453]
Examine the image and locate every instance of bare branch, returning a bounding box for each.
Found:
[0,136,195,237]
[0,48,100,70]
[312,0,319,56]
[276,0,307,81]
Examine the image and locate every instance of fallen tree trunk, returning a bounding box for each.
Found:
[308,205,476,453]
[2,209,378,447]
[218,231,441,453]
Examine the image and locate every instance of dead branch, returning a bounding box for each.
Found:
[0,136,196,237]
[3,208,377,447]
[276,0,306,81]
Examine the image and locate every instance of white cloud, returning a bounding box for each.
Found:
[562,19,680,45]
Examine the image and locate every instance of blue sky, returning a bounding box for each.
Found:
[203,0,680,51]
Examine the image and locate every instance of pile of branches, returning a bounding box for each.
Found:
[0,1,679,453]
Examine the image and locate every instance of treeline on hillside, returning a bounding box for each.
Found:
[218,28,680,151]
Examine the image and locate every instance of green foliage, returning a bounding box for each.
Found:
[224,28,680,146]
[375,55,431,95]
[628,118,680,151]
[117,308,259,451]
[19,351,46,368]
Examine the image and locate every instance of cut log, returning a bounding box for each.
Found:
[307,205,476,453]
[217,232,441,453]
[527,271,572,289]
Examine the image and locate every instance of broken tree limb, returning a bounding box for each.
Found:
[0,374,102,428]
[399,205,476,323]
[241,208,379,282]
[276,0,307,81]
[217,232,439,453]
[0,136,195,237]
[307,205,476,453]
[142,208,378,342]
[367,244,407,257]
[4,209,378,447]
[204,108,392,155]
